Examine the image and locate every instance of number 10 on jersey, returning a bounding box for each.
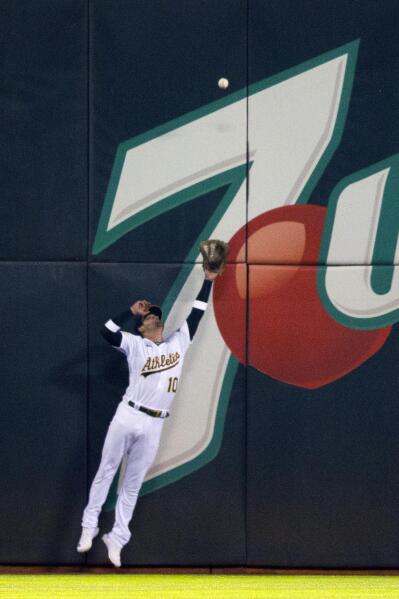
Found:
[167,377,178,393]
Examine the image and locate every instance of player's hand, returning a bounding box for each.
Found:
[130,300,151,316]
[204,269,219,281]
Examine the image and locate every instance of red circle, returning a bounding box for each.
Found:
[213,205,391,389]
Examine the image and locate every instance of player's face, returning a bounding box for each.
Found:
[139,313,163,334]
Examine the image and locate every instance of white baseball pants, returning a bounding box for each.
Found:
[82,401,164,548]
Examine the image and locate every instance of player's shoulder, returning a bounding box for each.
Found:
[179,321,190,337]
[121,331,144,345]
[164,328,185,344]
[164,330,180,343]
[166,323,190,344]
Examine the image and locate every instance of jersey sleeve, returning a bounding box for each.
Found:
[119,331,140,357]
[177,320,192,354]
[101,309,141,357]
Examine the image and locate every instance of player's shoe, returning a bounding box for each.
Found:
[102,533,122,568]
[76,527,99,553]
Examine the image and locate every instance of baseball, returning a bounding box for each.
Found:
[218,77,229,89]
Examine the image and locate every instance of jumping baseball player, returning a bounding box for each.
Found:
[77,263,221,567]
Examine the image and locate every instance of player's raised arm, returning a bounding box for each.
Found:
[185,271,217,340]
[101,300,150,346]
[184,239,230,340]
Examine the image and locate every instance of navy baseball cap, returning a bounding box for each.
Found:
[145,305,163,319]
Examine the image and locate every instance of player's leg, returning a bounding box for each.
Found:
[78,417,129,552]
[107,417,163,550]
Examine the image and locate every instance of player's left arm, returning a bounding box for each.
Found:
[185,270,218,341]
[101,300,150,346]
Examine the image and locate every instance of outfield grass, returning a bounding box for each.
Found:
[1,574,399,599]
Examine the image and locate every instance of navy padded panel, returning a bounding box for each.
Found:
[0,263,87,564]
[0,1,87,260]
[90,0,246,262]
[246,266,399,567]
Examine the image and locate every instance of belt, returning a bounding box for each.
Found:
[128,401,169,418]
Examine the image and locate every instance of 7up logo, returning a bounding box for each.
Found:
[94,40,399,497]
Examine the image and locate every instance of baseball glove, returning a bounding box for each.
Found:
[199,239,229,275]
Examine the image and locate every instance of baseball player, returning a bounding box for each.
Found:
[77,269,218,567]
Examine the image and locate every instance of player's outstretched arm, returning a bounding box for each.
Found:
[186,270,217,341]
[101,300,150,346]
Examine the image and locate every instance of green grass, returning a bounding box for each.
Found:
[1,575,399,599]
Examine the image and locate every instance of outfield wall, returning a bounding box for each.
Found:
[1,1,399,567]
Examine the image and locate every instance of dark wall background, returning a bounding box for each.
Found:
[0,0,398,566]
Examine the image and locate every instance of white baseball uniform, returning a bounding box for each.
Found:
[81,280,212,549]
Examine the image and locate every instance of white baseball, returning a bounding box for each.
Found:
[218,78,229,90]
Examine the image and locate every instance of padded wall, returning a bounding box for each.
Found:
[1,0,398,567]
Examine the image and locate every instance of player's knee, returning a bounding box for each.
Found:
[120,486,140,505]
[98,461,119,480]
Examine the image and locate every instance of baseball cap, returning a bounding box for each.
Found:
[145,305,163,320]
